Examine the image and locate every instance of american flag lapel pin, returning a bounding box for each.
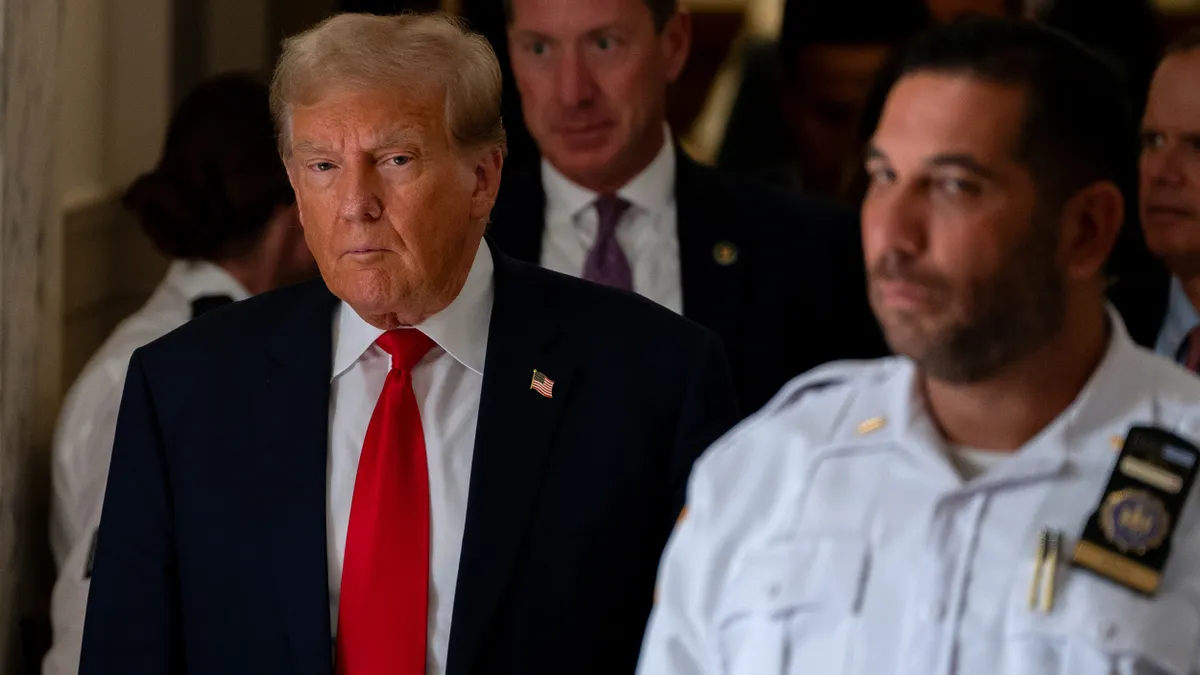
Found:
[530,369,554,398]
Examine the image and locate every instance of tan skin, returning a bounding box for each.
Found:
[508,0,690,194]
[863,74,1122,451]
[284,86,504,329]
[1141,49,1200,311]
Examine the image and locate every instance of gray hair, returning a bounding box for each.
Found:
[271,12,506,158]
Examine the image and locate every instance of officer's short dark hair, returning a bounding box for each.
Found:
[778,0,931,79]
[502,0,678,32]
[870,17,1137,211]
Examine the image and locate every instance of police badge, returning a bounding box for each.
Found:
[1072,427,1200,596]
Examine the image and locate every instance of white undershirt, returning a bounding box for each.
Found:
[327,240,494,675]
[951,447,1012,480]
[539,126,683,314]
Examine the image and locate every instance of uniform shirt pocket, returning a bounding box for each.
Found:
[1006,564,1200,675]
[715,535,868,675]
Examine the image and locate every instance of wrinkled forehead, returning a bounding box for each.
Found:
[872,72,1027,168]
[508,0,653,38]
[286,84,450,153]
[1146,52,1200,130]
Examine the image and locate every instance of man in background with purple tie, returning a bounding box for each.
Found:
[487,0,888,414]
[1141,30,1200,372]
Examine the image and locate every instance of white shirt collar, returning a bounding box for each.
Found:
[163,259,251,302]
[331,239,495,380]
[541,124,676,220]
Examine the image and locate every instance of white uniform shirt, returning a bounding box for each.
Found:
[639,310,1200,675]
[327,239,492,675]
[540,127,682,314]
[44,260,249,675]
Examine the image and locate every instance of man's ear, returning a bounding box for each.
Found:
[1059,181,1124,282]
[661,10,692,84]
[471,147,505,222]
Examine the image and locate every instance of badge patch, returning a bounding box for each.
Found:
[1072,426,1200,596]
[1100,489,1170,554]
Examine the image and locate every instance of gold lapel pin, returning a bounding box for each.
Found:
[856,417,886,435]
[1111,435,1124,451]
[712,241,738,267]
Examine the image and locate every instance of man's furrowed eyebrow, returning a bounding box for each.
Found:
[926,153,998,180]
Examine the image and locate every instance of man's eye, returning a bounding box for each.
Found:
[938,178,979,196]
[311,162,335,172]
[529,41,547,56]
[596,37,613,50]
[1142,131,1165,151]
[390,156,410,167]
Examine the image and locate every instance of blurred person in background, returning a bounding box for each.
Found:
[719,0,931,201]
[1140,31,1200,368]
[491,0,887,414]
[44,72,316,675]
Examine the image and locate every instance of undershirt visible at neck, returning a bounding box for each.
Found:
[950,447,1012,480]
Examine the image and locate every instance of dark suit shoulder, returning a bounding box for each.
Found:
[682,158,856,239]
[495,254,718,349]
[136,278,332,369]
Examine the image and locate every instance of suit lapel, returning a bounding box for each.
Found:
[488,166,548,264]
[675,150,748,362]
[254,279,339,675]
[446,252,576,675]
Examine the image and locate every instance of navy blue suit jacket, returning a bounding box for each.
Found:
[79,248,739,675]
[487,149,888,415]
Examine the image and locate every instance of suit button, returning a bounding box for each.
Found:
[1095,620,1119,641]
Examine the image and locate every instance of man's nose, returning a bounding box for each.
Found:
[557,49,599,109]
[1144,146,1188,189]
[339,165,384,222]
[863,186,929,260]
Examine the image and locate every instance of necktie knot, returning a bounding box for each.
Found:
[376,329,436,372]
[594,194,631,237]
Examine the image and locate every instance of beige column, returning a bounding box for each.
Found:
[0,0,61,668]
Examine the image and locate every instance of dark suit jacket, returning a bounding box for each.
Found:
[79,248,739,675]
[488,148,888,414]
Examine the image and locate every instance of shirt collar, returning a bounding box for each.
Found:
[541,124,676,220]
[857,306,1154,490]
[162,259,251,302]
[331,239,494,380]
[1155,275,1200,362]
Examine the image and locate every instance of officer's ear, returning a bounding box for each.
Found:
[1058,180,1123,282]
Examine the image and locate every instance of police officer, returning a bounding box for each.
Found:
[44,73,317,675]
[638,18,1200,675]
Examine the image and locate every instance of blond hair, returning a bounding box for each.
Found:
[271,12,506,157]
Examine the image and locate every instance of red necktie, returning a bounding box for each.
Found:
[336,329,436,675]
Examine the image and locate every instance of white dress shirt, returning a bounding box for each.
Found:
[540,128,682,314]
[640,308,1200,675]
[328,239,493,675]
[44,260,250,675]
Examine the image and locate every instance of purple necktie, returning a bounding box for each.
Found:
[582,194,633,291]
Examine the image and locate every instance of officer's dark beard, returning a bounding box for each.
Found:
[872,218,1067,384]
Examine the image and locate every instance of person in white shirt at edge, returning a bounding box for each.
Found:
[638,17,1200,675]
[43,73,317,675]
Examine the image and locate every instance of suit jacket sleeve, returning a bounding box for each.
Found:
[668,332,739,534]
[79,349,183,675]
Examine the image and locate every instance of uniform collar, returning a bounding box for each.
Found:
[163,259,251,302]
[541,124,676,221]
[845,307,1153,491]
[331,239,495,380]
[1155,275,1200,363]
